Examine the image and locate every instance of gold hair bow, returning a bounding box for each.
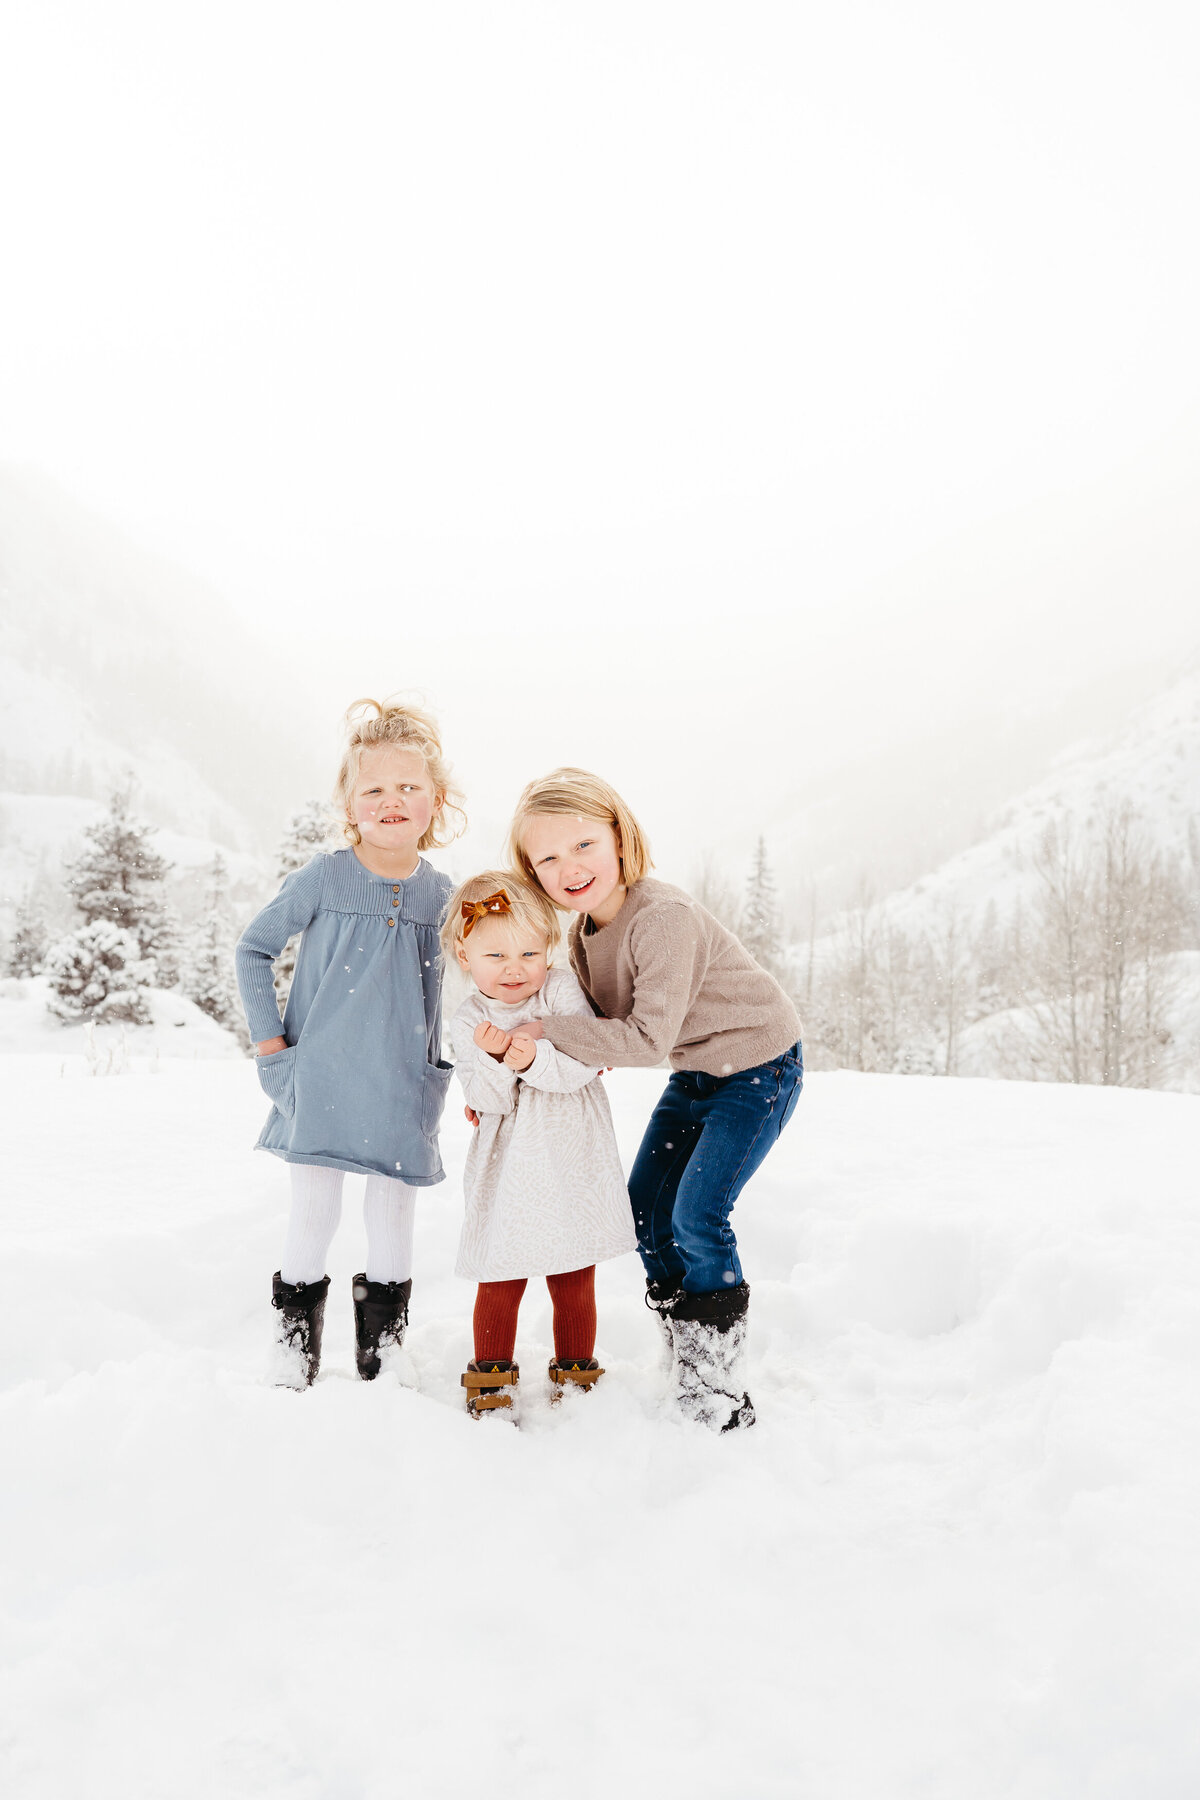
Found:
[461,889,511,938]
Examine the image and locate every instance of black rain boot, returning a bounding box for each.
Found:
[646,1278,685,1370]
[352,1274,412,1380]
[270,1271,331,1389]
[670,1282,756,1432]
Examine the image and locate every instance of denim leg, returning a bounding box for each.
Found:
[673,1047,803,1294]
[625,1072,704,1288]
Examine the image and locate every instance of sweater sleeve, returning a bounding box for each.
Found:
[235,858,326,1044]
[516,969,604,1093]
[450,1006,519,1115]
[540,905,707,1068]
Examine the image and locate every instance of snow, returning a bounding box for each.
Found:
[0,976,244,1060]
[3,1057,1198,1797]
[953,951,1200,1095]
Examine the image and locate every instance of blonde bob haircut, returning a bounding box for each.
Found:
[334,698,466,851]
[507,768,653,891]
[440,869,562,965]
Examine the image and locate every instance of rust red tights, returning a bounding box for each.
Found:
[473,1265,596,1363]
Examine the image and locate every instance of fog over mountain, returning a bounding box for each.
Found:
[0,464,322,850]
[3,439,1198,939]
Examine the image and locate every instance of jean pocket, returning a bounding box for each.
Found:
[421,1060,454,1137]
[776,1073,802,1133]
[256,1046,297,1120]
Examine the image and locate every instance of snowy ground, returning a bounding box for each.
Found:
[0,976,244,1062]
[3,1058,1199,1800]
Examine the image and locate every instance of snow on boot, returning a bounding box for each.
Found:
[671,1282,756,1432]
[548,1356,603,1401]
[270,1271,331,1389]
[352,1274,412,1380]
[645,1279,684,1371]
[461,1358,519,1419]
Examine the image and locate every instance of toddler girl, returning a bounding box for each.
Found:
[236,699,462,1387]
[444,870,636,1417]
[509,770,802,1432]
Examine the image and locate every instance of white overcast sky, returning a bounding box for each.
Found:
[2,1,1198,890]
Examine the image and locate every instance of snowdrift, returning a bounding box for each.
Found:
[2,1060,1198,1799]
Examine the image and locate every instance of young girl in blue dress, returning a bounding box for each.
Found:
[236,699,463,1387]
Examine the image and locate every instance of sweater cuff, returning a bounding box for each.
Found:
[243,983,285,1045]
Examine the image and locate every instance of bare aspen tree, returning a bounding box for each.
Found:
[805,882,818,1012]
[927,903,970,1076]
[692,854,743,937]
[1028,819,1093,1082]
[1096,805,1137,1085]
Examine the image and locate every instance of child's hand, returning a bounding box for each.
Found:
[256,1036,287,1057]
[464,1106,480,1128]
[517,1019,544,1040]
[504,1034,538,1072]
[474,1021,513,1060]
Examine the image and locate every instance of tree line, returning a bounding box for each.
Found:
[7,793,1195,1089]
[2,788,331,1052]
[791,806,1198,1088]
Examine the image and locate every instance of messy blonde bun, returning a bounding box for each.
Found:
[334,698,466,850]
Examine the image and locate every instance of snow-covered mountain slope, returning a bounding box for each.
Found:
[0,464,324,852]
[880,663,1200,933]
[2,1062,1197,1798]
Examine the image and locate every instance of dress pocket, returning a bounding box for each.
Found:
[256,1046,298,1120]
[421,1060,454,1137]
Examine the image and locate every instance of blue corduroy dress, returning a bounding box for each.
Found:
[235,849,454,1182]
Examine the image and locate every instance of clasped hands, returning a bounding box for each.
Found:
[473,1017,544,1071]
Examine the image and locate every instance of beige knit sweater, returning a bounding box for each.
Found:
[540,879,801,1077]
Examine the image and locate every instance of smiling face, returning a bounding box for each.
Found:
[521,813,627,925]
[455,914,551,1005]
[350,746,441,874]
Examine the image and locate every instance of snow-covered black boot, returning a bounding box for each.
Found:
[645,1279,684,1369]
[270,1271,331,1389]
[352,1274,412,1380]
[548,1356,603,1400]
[671,1282,756,1432]
[461,1358,519,1419]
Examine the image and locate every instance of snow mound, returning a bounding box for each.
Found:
[2,1065,1198,1798]
[0,975,245,1059]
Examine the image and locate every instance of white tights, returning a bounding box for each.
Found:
[280,1165,418,1287]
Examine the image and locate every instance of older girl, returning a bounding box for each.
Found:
[236,699,462,1387]
[508,771,802,1431]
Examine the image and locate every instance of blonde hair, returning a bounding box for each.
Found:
[334,698,466,850]
[507,768,653,890]
[440,869,562,963]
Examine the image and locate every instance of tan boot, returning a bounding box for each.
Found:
[548,1357,603,1402]
[461,1358,519,1418]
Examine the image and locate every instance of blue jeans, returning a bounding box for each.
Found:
[627,1042,803,1294]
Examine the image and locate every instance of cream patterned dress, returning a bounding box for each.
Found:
[451,967,637,1281]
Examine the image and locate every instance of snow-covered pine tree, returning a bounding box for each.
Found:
[44,919,152,1025]
[741,836,784,978]
[180,853,250,1049]
[273,800,332,1012]
[5,891,49,977]
[65,786,176,981]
